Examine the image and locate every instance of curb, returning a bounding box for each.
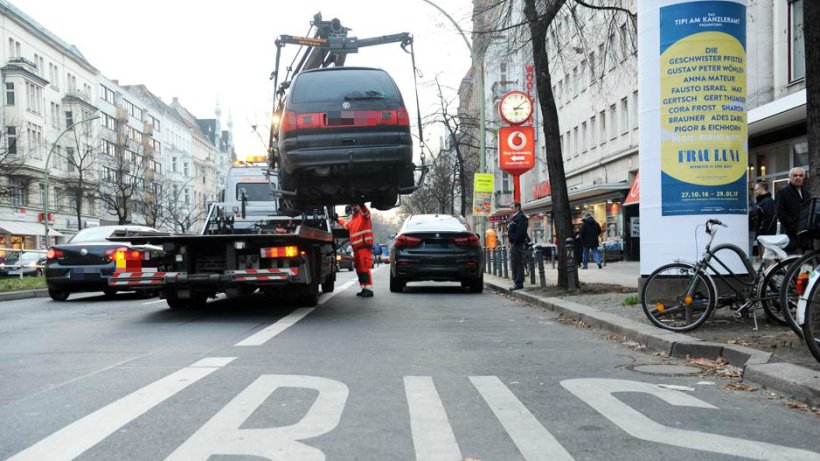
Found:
[0,289,49,302]
[485,279,820,407]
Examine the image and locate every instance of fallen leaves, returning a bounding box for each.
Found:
[721,382,758,392]
[727,338,752,346]
[558,313,593,329]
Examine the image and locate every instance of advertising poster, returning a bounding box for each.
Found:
[472,173,494,217]
[660,1,747,215]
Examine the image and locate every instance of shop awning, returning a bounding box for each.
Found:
[624,172,640,206]
[748,89,805,136]
[0,220,64,237]
[522,182,629,212]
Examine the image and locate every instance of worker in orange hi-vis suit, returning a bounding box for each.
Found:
[336,203,374,297]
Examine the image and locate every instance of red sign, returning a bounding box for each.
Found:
[499,126,535,176]
[533,181,551,199]
[38,212,54,223]
[624,172,640,205]
[525,64,535,129]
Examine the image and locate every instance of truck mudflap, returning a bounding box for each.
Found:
[109,268,304,288]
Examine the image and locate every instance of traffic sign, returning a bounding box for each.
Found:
[498,126,535,176]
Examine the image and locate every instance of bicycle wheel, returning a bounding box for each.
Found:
[758,256,800,325]
[641,262,716,332]
[800,274,820,363]
[778,250,820,337]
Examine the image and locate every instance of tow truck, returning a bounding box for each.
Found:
[105,14,423,309]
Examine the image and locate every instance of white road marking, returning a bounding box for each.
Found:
[318,279,357,305]
[404,376,463,461]
[166,374,348,461]
[471,376,574,461]
[8,357,237,461]
[142,299,167,305]
[561,378,820,461]
[234,308,315,347]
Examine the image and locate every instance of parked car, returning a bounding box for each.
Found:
[45,225,164,301]
[277,67,416,211]
[0,252,46,277]
[336,247,354,271]
[389,214,483,293]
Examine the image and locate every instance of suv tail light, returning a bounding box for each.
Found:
[46,248,64,260]
[395,235,422,248]
[454,234,480,247]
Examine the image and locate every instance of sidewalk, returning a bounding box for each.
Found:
[484,266,820,407]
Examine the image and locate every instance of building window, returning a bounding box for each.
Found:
[573,126,579,157]
[184,188,190,205]
[599,110,606,145]
[7,127,17,155]
[172,157,178,172]
[789,0,805,82]
[632,91,639,129]
[184,162,189,177]
[5,82,14,106]
[65,110,73,127]
[620,23,630,59]
[609,104,617,139]
[572,67,579,97]
[100,84,115,104]
[10,178,24,206]
[590,116,597,147]
[39,183,45,206]
[66,147,75,172]
[579,60,587,91]
[500,62,507,82]
[25,82,42,114]
[581,122,588,153]
[620,97,629,134]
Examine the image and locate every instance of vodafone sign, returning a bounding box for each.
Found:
[498,126,535,176]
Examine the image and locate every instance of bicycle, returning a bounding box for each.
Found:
[777,249,820,338]
[796,268,820,363]
[641,219,798,332]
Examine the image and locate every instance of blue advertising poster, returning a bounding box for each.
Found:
[660,1,747,216]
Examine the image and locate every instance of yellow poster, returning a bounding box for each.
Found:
[473,173,494,217]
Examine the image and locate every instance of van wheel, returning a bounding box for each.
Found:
[48,288,70,301]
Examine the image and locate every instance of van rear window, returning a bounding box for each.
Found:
[237,183,275,201]
[291,70,399,103]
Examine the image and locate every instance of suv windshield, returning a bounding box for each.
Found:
[291,69,399,103]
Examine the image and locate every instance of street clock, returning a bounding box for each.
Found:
[499,91,533,125]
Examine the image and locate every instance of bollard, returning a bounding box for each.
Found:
[602,244,607,268]
[528,247,536,285]
[565,237,578,292]
[492,248,499,276]
[551,246,556,269]
[537,249,547,288]
[484,248,490,273]
[502,246,509,279]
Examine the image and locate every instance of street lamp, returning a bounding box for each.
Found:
[43,115,100,247]
[420,0,486,174]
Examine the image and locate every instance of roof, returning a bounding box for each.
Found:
[121,85,187,127]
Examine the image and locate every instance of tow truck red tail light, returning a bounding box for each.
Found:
[395,235,422,248]
[454,234,480,247]
[114,247,144,271]
[796,272,810,295]
[46,248,64,260]
[260,246,299,258]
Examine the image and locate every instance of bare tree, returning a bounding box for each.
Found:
[165,188,208,233]
[0,119,25,201]
[61,127,100,231]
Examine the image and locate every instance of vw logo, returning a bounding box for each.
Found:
[342,101,351,110]
[80,248,88,256]
[435,233,440,238]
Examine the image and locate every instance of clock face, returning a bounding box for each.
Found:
[500,91,532,125]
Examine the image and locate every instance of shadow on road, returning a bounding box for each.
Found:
[138,293,304,323]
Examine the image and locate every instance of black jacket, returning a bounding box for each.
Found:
[507,210,529,245]
[775,183,808,249]
[755,193,776,237]
[578,216,601,248]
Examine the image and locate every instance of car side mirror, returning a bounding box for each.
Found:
[388,232,397,240]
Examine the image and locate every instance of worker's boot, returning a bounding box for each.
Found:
[360,288,374,298]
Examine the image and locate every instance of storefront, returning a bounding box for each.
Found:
[0,220,64,252]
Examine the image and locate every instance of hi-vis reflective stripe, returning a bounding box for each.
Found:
[109,272,177,287]
[230,268,299,282]
[350,230,370,238]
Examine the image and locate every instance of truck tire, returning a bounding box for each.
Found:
[166,297,188,310]
[103,288,117,297]
[298,281,320,307]
[321,276,335,293]
[373,189,398,211]
[188,293,209,309]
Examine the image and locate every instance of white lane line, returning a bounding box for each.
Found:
[470,376,574,461]
[404,376,462,461]
[318,279,357,305]
[234,308,315,347]
[8,357,237,461]
[142,299,166,305]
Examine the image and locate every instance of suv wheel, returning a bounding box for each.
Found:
[469,277,484,293]
[389,273,405,293]
[48,288,70,301]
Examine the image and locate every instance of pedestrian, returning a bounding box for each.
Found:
[507,201,528,290]
[578,212,602,269]
[485,226,498,250]
[372,242,381,267]
[572,225,583,266]
[753,180,776,238]
[336,203,375,297]
[775,167,810,253]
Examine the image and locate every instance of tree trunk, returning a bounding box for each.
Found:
[807,0,820,197]
[524,0,575,288]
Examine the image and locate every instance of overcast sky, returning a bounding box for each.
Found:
[10,0,474,159]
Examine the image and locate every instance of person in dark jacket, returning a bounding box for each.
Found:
[775,167,810,253]
[753,181,776,238]
[578,212,602,269]
[572,225,583,266]
[507,201,528,290]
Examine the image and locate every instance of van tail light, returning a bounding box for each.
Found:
[261,246,299,258]
[396,106,410,126]
[454,234,480,247]
[46,248,64,260]
[395,235,422,248]
[281,111,297,133]
[796,272,810,295]
[296,113,323,129]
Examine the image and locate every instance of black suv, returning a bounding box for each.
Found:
[278,67,415,210]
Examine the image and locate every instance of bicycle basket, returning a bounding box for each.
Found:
[798,197,820,238]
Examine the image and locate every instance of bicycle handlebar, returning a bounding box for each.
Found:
[706,219,728,228]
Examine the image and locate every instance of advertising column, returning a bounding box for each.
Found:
[639,0,748,275]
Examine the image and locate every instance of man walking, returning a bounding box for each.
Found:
[578,212,602,269]
[754,180,776,238]
[507,201,528,290]
[776,167,810,253]
[337,203,375,297]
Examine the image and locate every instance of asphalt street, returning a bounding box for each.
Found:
[0,266,819,460]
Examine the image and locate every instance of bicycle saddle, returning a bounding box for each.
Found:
[757,234,789,260]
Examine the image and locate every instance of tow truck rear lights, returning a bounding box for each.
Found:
[114,247,144,271]
[260,246,299,258]
[46,248,64,260]
[454,234,480,247]
[395,235,422,248]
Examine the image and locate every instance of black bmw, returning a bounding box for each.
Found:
[389,214,483,293]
